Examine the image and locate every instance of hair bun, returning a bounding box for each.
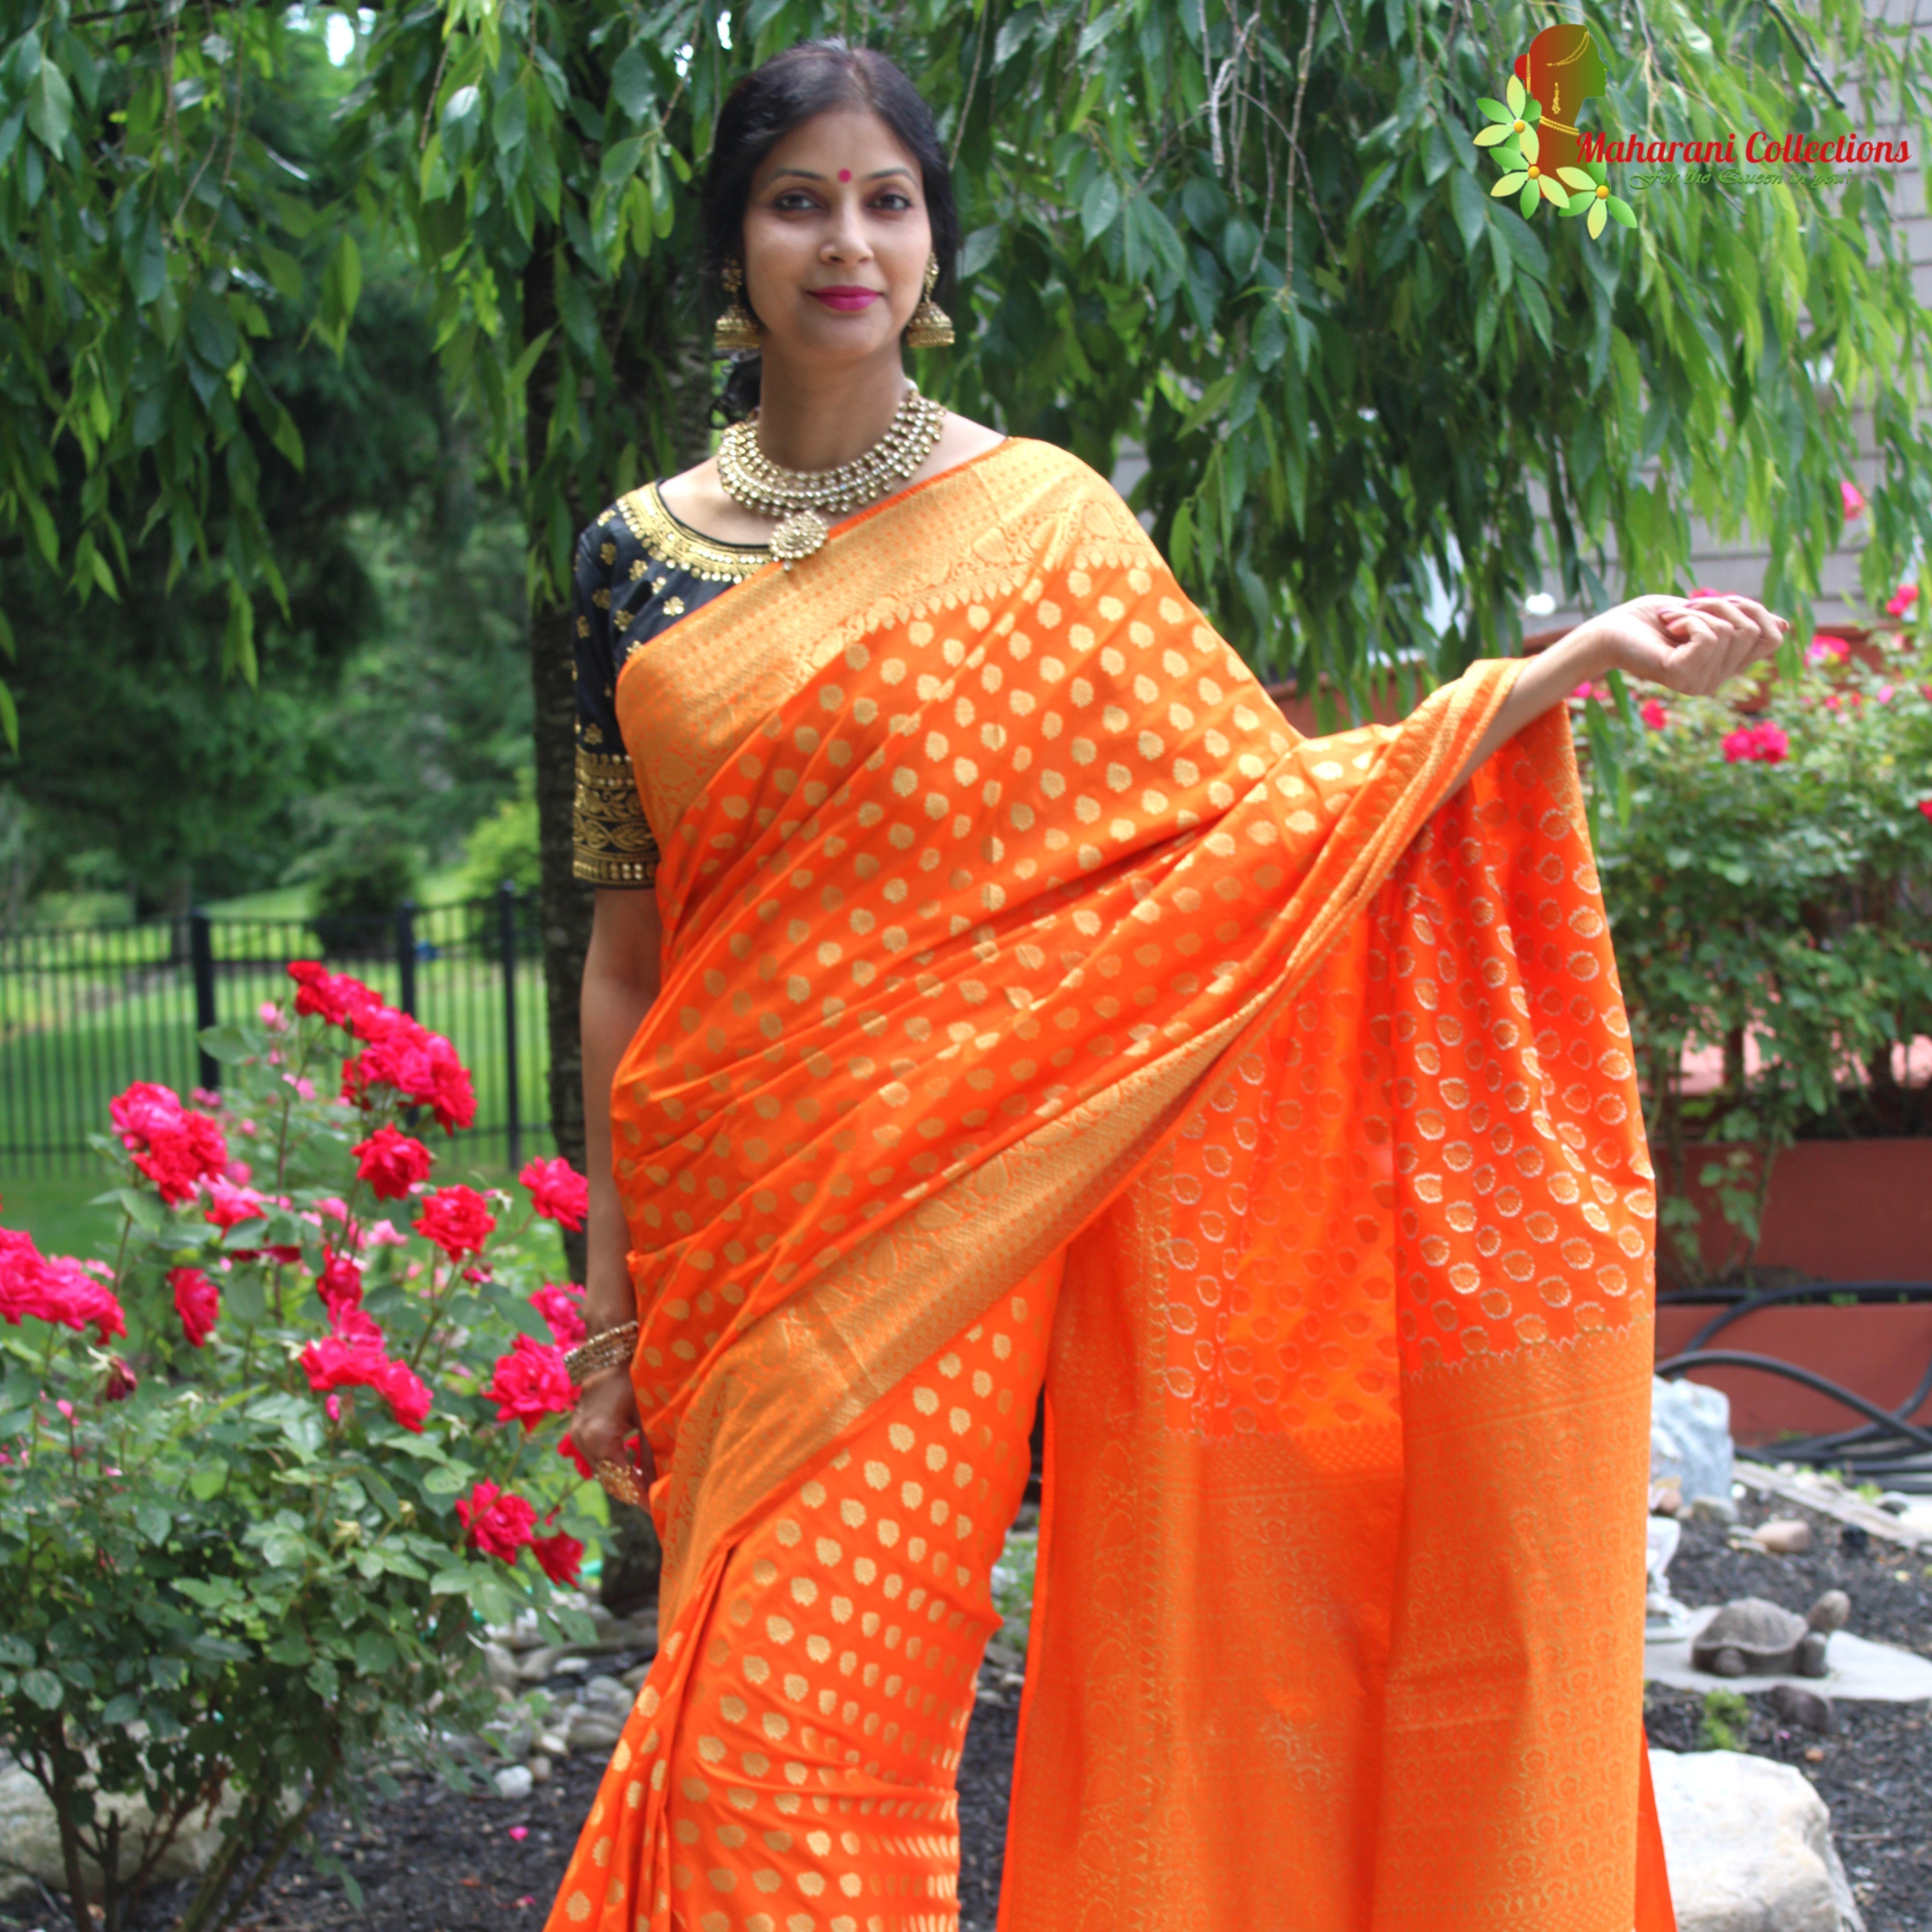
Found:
[714,355,762,426]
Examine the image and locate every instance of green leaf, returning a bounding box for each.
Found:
[129,216,167,305]
[21,1668,63,1710]
[492,83,528,154]
[1475,96,1513,125]
[101,1694,142,1726]
[306,1657,340,1699]
[421,1464,468,1496]
[198,1022,253,1064]
[354,1629,397,1677]
[187,1462,229,1500]
[1449,170,1489,255]
[600,136,644,187]
[610,44,653,120]
[27,60,72,154]
[1080,172,1122,247]
[0,1635,33,1668]
[135,1502,171,1547]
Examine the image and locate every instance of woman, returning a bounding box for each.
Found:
[554,40,1781,1932]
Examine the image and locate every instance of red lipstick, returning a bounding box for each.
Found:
[809,287,883,312]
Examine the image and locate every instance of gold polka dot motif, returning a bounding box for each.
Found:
[605,537,1499,1476]
[545,1277,1055,1930]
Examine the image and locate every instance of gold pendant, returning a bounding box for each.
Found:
[771,508,829,566]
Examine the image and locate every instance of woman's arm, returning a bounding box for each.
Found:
[1450,591,1790,795]
[567,886,663,1484]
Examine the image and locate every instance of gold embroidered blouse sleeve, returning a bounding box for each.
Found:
[571,510,661,888]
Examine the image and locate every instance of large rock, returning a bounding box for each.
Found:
[1653,1376,1735,1507]
[1650,1748,1863,1932]
[0,1764,236,1903]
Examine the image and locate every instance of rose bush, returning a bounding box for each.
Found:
[1583,616,1932,1279]
[0,967,602,1932]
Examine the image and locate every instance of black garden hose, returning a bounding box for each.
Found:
[1655,1282,1932,1493]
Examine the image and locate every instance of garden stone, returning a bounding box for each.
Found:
[1686,1495,1741,1526]
[517,1644,564,1682]
[583,1674,631,1711]
[530,1754,553,1784]
[492,1764,534,1802]
[1768,1685,1834,1735]
[0,1764,238,1901]
[565,1709,625,1750]
[1649,1747,1862,1932]
[1753,1520,1813,1555]
[482,1641,522,1691]
[537,1731,569,1758]
[1652,1377,1735,1509]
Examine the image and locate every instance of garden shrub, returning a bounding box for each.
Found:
[0,969,605,1932]
[1587,616,1932,1281]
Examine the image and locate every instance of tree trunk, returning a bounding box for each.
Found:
[524,246,592,1280]
[526,256,713,1283]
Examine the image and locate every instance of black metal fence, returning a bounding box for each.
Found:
[0,886,550,1177]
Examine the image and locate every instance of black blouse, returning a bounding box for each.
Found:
[571,483,772,888]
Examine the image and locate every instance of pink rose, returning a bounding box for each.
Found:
[1721,721,1790,766]
[1805,635,1851,667]
[456,1481,538,1564]
[530,1284,587,1349]
[413,1185,496,1260]
[520,1157,590,1232]
[0,1229,127,1342]
[485,1334,576,1432]
[316,1251,364,1323]
[170,1266,220,1348]
[1888,583,1920,618]
[1840,479,1866,520]
[1639,699,1669,731]
[203,1177,268,1233]
[110,1081,227,1206]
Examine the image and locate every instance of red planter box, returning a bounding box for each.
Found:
[1656,1136,1932,1445]
[1655,1301,1932,1446]
[1660,1136,1932,1285]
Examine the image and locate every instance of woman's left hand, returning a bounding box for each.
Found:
[1574,591,1790,695]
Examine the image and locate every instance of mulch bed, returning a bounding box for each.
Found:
[12,1492,1927,1931]
[1645,1494,1932,1932]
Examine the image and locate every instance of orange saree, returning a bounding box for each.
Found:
[547,437,1671,1932]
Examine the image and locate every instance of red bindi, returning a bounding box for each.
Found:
[838,169,852,182]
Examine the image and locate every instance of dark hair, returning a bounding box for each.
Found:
[700,39,960,425]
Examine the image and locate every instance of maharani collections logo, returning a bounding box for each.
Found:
[1471,25,1633,240]
[1471,20,1915,236]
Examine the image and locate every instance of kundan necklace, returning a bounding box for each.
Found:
[717,382,948,568]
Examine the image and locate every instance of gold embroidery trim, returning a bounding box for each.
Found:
[573,747,659,887]
[615,482,772,583]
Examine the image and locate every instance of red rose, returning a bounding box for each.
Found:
[110,1081,227,1206]
[0,1231,126,1343]
[456,1481,538,1564]
[1721,721,1790,766]
[413,1185,496,1260]
[316,1251,364,1323]
[353,1125,434,1201]
[558,1433,595,1480]
[300,1321,432,1433]
[342,1023,477,1135]
[530,1520,585,1586]
[102,1358,139,1403]
[170,1266,220,1348]
[485,1334,576,1432]
[1639,699,1669,731]
[520,1157,590,1232]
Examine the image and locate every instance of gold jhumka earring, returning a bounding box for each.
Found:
[713,259,762,354]
[903,253,954,348]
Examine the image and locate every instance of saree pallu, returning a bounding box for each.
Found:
[548,437,1669,1932]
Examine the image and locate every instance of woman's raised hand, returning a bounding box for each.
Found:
[1576,591,1790,696]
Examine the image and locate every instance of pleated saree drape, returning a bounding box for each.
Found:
[546,438,1670,1932]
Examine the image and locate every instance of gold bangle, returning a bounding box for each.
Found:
[564,1320,639,1386]
[594,1458,651,1510]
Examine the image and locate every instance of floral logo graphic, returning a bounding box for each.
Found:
[1470,24,1634,240]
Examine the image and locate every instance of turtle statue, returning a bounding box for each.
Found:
[1691,1590,1850,1679]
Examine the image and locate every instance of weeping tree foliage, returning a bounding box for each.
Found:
[6,0,1932,1171]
